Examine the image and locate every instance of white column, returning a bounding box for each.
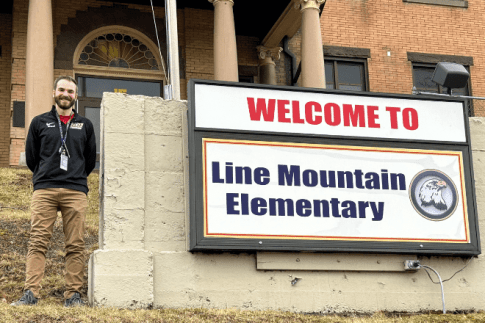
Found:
[209,0,238,81]
[296,0,326,88]
[25,0,54,134]
[257,46,283,85]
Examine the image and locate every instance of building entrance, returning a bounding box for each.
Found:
[76,76,162,167]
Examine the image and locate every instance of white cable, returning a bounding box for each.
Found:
[420,265,446,314]
[150,0,168,84]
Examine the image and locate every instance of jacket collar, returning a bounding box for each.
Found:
[50,105,77,120]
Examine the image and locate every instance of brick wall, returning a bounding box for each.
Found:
[319,0,485,115]
[0,14,12,167]
[184,8,214,83]
[9,0,27,166]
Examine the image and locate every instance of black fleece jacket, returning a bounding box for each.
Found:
[25,106,96,194]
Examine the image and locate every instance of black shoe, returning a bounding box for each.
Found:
[10,290,38,306]
[64,292,85,307]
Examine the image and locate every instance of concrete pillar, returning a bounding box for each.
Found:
[297,0,325,88]
[257,46,283,85]
[25,0,54,134]
[209,0,238,81]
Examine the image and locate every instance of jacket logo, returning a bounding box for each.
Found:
[71,123,84,130]
[409,170,458,221]
[46,122,55,128]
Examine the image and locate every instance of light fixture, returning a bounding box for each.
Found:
[432,62,470,94]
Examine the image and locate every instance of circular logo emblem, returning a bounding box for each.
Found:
[409,170,458,221]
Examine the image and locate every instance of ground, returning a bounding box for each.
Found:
[1,167,485,322]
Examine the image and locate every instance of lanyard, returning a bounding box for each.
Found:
[56,111,73,158]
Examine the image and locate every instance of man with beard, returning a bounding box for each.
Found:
[11,76,96,307]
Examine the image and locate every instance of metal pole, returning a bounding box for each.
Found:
[165,0,181,100]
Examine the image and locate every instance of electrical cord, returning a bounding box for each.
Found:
[422,257,473,284]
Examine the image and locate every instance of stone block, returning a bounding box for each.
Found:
[145,134,184,172]
[102,93,145,134]
[144,98,185,135]
[144,210,186,251]
[103,208,145,248]
[103,170,145,210]
[146,171,184,213]
[469,118,485,151]
[104,133,145,171]
[88,250,153,309]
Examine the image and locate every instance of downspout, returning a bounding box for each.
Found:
[283,36,298,86]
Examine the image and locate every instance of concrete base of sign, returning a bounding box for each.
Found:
[88,92,485,313]
[88,250,153,308]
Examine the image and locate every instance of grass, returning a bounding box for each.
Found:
[0,167,484,322]
[0,167,99,305]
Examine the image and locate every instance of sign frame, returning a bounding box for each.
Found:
[187,79,480,255]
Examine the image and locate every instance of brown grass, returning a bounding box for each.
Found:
[1,167,484,322]
[0,167,99,305]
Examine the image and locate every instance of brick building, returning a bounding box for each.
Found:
[0,0,483,167]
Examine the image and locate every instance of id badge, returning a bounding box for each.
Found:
[60,154,68,171]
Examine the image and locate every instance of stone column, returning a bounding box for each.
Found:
[257,46,283,85]
[25,0,54,134]
[209,0,238,82]
[297,0,325,88]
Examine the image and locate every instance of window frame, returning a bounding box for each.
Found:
[324,56,369,92]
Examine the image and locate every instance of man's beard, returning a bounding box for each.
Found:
[55,95,76,110]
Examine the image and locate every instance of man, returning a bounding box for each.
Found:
[11,75,96,307]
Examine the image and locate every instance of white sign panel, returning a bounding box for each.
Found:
[195,84,466,143]
[202,138,469,243]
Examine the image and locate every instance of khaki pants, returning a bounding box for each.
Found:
[25,188,87,300]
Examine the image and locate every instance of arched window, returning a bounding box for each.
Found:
[78,32,159,70]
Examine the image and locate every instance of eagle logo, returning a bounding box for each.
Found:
[419,178,448,210]
[409,170,458,221]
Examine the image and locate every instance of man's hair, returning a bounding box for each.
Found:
[54,75,78,93]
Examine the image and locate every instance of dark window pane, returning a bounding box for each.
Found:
[80,77,161,98]
[325,61,334,87]
[413,65,469,96]
[413,67,438,92]
[239,76,254,83]
[337,63,363,86]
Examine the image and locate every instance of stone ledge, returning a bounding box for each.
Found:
[403,0,468,8]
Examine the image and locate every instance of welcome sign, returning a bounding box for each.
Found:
[188,80,479,255]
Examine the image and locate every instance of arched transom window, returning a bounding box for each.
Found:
[78,33,159,70]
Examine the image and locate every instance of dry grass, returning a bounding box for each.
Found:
[0,167,99,305]
[1,167,484,322]
[0,304,484,322]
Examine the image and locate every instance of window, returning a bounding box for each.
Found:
[408,52,474,116]
[325,58,368,91]
[412,63,473,116]
[78,33,160,70]
[412,63,470,96]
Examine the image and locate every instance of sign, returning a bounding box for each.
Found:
[188,80,480,255]
[194,83,467,143]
